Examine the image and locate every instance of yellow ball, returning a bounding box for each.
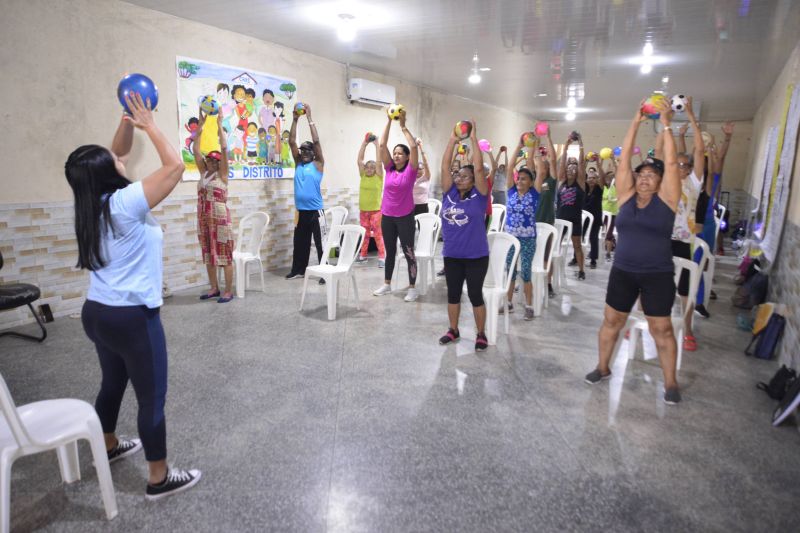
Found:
[521,132,537,148]
[599,147,613,160]
[387,104,404,120]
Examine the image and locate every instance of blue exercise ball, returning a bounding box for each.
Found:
[117,73,159,113]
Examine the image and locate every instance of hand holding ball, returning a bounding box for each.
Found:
[457,144,467,155]
[365,132,377,143]
[671,94,689,113]
[294,102,307,116]
[613,146,622,157]
[641,93,667,119]
[585,151,598,162]
[534,121,549,137]
[387,104,404,120]
[199,95,219,115]
[521,132,537,148]
[118,73,159,113]
[599,147,613,160]
[633,146,641,155]
[454,120,473,139]
[478,139,492,153]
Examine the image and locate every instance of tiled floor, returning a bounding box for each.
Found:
[2,249,799,532]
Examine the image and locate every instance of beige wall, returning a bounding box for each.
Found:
[1,0,754,206]
[744,40,800,223]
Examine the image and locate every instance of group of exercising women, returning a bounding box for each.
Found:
[62,91,733,500]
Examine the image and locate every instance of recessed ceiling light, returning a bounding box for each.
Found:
[640,64,653,74]
[565,112,576,121]
[567,97,577,109]
[662,76,669,84]
[643,42,654,56]
[336,13,356,42]
[468,72,481,84]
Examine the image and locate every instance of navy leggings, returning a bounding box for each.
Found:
[82,300,168,461]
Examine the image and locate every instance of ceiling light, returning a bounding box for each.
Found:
[538,93,548,97]
[643,42,654,56]
[567,97,577,109]
[662,76,669,84]
[336,14,356,42]
[479,67,491,72]
[640,64,653,74]
[468,72,481,84]
[565,112,576,121]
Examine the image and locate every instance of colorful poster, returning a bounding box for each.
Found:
[176,56,297,181]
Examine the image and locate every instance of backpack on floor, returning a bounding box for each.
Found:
[757,365,797,400]
[732,271,768,309]
[745,313,786,360]
[772,377,800,427]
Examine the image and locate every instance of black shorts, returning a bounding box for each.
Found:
[414,203,429,215]
[671,240,691,296]
[568,215,582,237]
[605,267,676,317]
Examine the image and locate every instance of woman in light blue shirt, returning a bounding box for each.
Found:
[65,92,201,500]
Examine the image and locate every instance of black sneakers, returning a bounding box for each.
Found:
[664,387,682,405]
[146,468,202,501]
[107,438,142,464]
[584,369,611,384]
[475,332,488,352]
[548,284,556,298]
[439,328,460,345]
[285,272,303,280]
[695,304,710,318]
[577,271,586,281]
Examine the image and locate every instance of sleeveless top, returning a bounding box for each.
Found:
[614,194,676,273]
[557,181,584,220]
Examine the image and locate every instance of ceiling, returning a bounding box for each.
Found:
[126,0,800,121]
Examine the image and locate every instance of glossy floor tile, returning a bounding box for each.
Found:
[2,248,799,532]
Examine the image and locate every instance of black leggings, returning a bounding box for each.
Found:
[291,210,324,275]
[81,300,168,461]
[444,256,489,306]
[589,215,602,261]
[382,213,417,284]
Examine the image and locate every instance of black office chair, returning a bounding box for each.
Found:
[0,250,47,342]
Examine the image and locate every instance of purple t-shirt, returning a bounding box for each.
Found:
[441,184,490,259]
[381,162,417,217]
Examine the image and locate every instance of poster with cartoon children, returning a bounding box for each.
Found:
[176,56,297,180]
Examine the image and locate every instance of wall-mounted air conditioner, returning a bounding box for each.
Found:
[348,78,396,107]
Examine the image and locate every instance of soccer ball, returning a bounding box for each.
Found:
[199,95,219,115]
[671,94,688,113]
[387,104,404,120]
[454,120,472,139]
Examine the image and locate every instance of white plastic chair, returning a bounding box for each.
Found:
[628,256,706,371]
[580,210,594,252]
[300,224,364,320]
[233,211,270,298]
[530,223,556,316]
[483,232,521,345]
[551,219,573,292]
[391,214,441,294]
[0,373,118,533]
[427,198,442,216]
[488,204,506,233]
[601,211,612,240]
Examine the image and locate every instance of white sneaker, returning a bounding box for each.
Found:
[404,288,419,302]
[378,260,385,268]
[373,284,392,296]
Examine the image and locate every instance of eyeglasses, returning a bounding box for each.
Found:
[453,174,473,181]
[678,162,690,168]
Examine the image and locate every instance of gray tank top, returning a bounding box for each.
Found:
[614,194,676,273]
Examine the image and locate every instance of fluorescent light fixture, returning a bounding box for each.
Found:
[565,112,576,121]
[567,97,577,109]
[643,42,654,56]
[337,14,356,42]
[538,93,548,97]
[640,64,653,74]
[468,72,481,84]
[479,67,491,72]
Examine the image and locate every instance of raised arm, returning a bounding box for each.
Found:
[655,128,665,160]
[546,130,557,175]
[658,103,680,211]
[470,120,488,196]
[374,139,383,178]
[507,140,523,190]
[417,138,430,180]
[111,115,134,165]
[533,152,545,193]
[217,107,229,180]
[557,135,570,182]
[398,110,418,170]
[615,102,647,208]
[677,122,688,154]
[378,115,393,168]
[576,135,586,189]
[124,93,185,209]
[357,136,368,174]
[192,107,208,175]
[440,132,458,193]
[716,122,734,175]
[303,104,323,172]
[288,109,300,163]
[686,96,704,178]
[703,133,715,195]
[597,157,608,186]
[488,148,498,181]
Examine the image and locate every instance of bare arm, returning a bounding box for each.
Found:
[398,110,418,170]
[417,139,431,180]
[658,105,680,211]
[124,93,185,209]
[576,135,586,189]
[507,140,522,190]
[677,122,688,154]
[111,115,134,165]
[357,138,368,174]
[655,129,665,160]
[546,130,557,175]
[374,140,383,177]
[303,104,324,172]
[470,120,488,196]
[288,112,300,163]
[703,134,715,195]
[192,108,207,175]
[533,152,545,193]
[557,136,570,182]
[616,103,648,208]
[217,108,229,181]
[378,116,393,168]
[686,96,704,178]
[440,133,458,193]
[716,122,734,175]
